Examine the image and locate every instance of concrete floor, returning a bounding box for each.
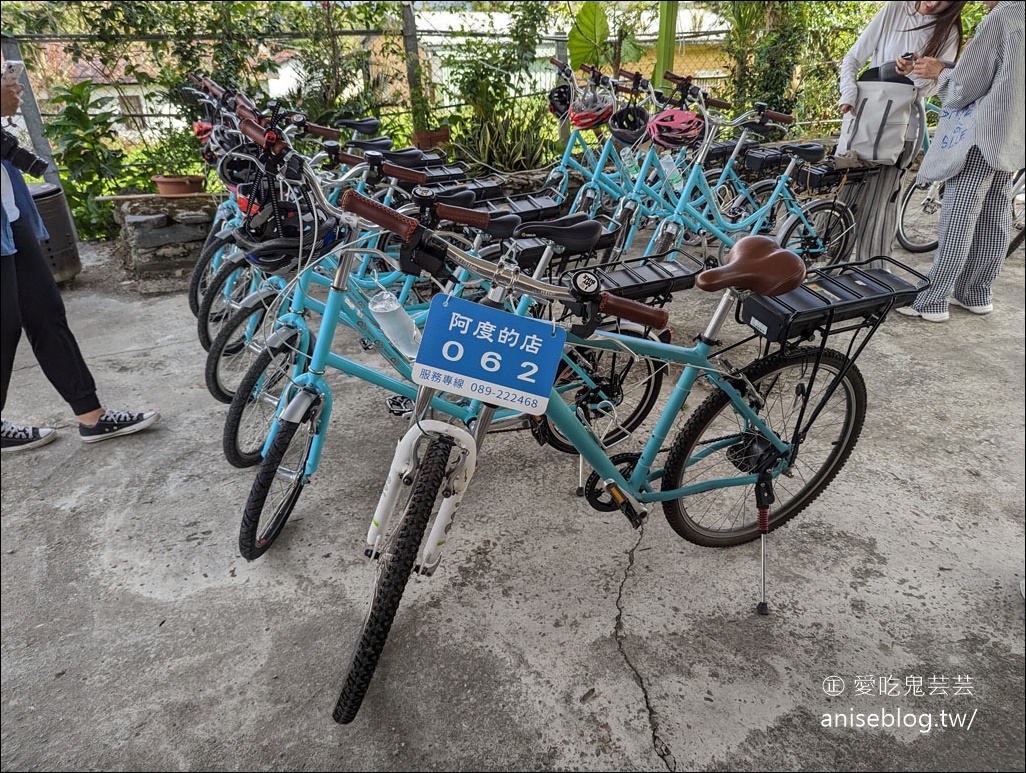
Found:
[1,239,1024,772]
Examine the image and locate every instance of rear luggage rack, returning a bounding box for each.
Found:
[739,257,927,343]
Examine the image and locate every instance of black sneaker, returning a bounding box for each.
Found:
[1,419,58,453]
[79,409,160,444]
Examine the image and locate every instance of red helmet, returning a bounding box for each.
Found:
[647,108,704,148]
[568,92,616,130]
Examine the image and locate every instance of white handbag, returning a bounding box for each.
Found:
[836,69,916,166]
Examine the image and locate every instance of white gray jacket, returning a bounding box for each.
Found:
[918,0,1025,182]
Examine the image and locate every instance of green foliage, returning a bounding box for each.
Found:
[44,80,127,239]
[567,1,648,72]
[711,0,880,133]
[137,125,204,178]
[278,1,396,126]
[441,2,558,170]
[451,98,559,172]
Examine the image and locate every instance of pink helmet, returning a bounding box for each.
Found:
[647,108,704,148]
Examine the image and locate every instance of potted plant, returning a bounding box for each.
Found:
[144,125,206,195]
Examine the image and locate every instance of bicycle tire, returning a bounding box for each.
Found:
[196,258,259,352]
[239,409,318,560]
[204,292,286,404]
[662,347,867,547]
[333,435,455,725]
[776,198,856,268]
[188,231,235,317]
[896,180,943,253]
[1008,170,1025,257]
[541,326,666,455]
[223,331,308,469]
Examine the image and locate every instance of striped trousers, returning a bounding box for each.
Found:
[840,140,918,268]
[912,146,1013,314]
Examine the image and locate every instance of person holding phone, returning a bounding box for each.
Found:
[1,65,159,452]
[837,0,966,265]
[896,0,1025,321]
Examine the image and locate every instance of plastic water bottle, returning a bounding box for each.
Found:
[619,146,640,177]
[368,290,421,359]
[659,155,685,193]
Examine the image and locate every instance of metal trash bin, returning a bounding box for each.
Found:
[27,182,81,284]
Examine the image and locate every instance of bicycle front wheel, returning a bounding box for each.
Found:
[205,291,287,404]
[197,259,260,352]
[239,408,318,560]
[542,325,666,454]
[333,435,455,725]
[777,199,856,268]
[662,347,867,547]
[188,231,235,317]
[223,332,308,469]
[896,180,943,253]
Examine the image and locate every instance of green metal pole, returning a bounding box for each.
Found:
[654,1,679,88]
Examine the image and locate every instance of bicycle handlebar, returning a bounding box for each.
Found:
[764,109,793,124]
[238,118,288,155]
[436,203,491,231]
[550,57,566,69]
[706,97,732,110]
[336,189,669,329]
[381,162,427,185]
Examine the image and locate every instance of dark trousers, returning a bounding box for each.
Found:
[1,217,100,416]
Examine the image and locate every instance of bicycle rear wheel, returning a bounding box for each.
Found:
[777,199,856,268]
[239,404,319,560]
[662,347,866,547]
[333,435,455,725]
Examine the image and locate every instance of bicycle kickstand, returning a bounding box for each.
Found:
[755,469,776,616]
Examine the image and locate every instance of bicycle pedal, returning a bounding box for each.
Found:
[385,394,415,416]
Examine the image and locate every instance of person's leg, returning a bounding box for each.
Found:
[1,253,23,414]
[910,147,996,314]
[952,167,1013,309]
[1,245,58,452]
[8,217,101,416]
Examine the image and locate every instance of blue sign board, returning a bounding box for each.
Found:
[413,295,567,413]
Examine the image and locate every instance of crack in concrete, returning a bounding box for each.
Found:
[614,522,676,772]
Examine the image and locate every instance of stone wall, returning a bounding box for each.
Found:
[111,195,218,293]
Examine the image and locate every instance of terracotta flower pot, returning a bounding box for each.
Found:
[412,127,450,150]
[151,175,206,196]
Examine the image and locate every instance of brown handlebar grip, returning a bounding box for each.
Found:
[303,121,342,141]
[236,104,262,124]
[707,97,732,110]
[337,150,363,167]
[598,293,670,330]
[187,73,203,85]
[663,70,685,83]
[765,109,794,125]
[615,83,634,95]
[201,77,226,99]
[550,57,566,69]
[340,189,420,243]
[235,90,257,110]
[436,203,490,231]
[580,63,599,74]
[238,118,287,155]
[618,68,640,80]
[381,162,428,185]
